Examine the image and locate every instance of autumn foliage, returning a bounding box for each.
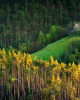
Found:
[0,49,80,100]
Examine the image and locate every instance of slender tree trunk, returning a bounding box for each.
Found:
[18,65,20,100]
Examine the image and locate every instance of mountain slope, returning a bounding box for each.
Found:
[31,36,80,61]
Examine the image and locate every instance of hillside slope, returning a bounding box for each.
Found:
[31,36,80,61]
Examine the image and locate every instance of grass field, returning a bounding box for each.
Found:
[31,36,80,61]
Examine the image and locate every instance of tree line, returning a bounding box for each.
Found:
[1,49,80,100]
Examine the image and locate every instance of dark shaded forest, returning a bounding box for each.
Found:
[0,0,80,53]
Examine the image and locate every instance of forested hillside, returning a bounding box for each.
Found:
[1,1,80,100]
[0,0,80,53]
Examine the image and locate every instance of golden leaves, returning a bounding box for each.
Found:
[45,61,49,68]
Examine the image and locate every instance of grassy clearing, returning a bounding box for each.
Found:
[31,36,80,61]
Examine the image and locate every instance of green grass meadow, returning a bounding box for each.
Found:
[32,36,80,61]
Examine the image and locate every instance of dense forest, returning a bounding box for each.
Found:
[0,0,80,53]
[1,49,80,100]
